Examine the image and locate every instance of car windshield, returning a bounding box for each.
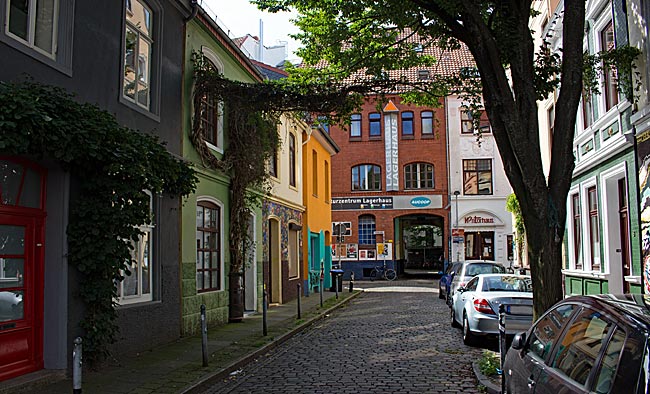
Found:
[465,263,505,277]
[481,276,531,292]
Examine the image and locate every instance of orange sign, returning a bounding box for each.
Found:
[452,229,465,237]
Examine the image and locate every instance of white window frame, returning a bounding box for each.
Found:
[200,46,225,153]
[592,7,616,116]
[5,0,59,59]
[580,178,600,272]
[195,196,225,292]
[122,0,153,110]
[117,190,154,305]
[599,162,628,277]
[288,222,300,279]
[566,185,582,271]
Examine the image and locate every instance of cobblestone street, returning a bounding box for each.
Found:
[202,279,484,393]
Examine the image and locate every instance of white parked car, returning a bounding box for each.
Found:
[450,274,533,346]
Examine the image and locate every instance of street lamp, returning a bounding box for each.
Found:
[453,191,460,261]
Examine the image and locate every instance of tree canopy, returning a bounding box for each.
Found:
[254,0,591,317]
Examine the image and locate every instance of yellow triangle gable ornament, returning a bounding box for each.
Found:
[382,100,399,112]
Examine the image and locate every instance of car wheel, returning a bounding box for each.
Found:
[450,307,460,328]
[462,313,475,346]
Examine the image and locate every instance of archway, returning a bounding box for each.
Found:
[398,214,445,272]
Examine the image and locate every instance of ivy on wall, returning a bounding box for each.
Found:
[0,81,197,364]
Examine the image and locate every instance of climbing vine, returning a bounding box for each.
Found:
[505,193,525,264]
[0,81,197,364]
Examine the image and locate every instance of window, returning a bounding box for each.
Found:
[417,70,429,80]
[463,159,492,195]
[401,111,414,136]
[592,327,625,394]
[588,186,601,271]
[2,0,73,73]
[117,191,154,304]
[350,114,361,137]
[358,215,376,245]
[324,161,330,201]
[461,110,491,134]
[404,162,434,189]
[601,21,618,111]
[289,133,296,187]
[572,194,582,270]
[582,63,594,129]
[198,65,222,148]
[196,201,221,292]
[551,307,613,386]
[369,113,381,137]
[312,150,318,196]
[352,164,381,191]
[6,0,56,56]
[123,0,153,109]
[421,111,434,135]
[528,304,576,360]
[269,146,278,178]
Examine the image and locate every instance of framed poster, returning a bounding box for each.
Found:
[346,243,358,259]
[367,249,376,259]
[377,242,393,260]
[359,250,368,259]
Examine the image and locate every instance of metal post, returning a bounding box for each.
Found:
[498,304,507,394]
[72,337,82,394]
[297,283,302,319]
[349,271,354,292]
[454,191,460,261]
[200,304,208,367]
[262,285,268,336]
[335,273,339,299]
[320,261,324,307]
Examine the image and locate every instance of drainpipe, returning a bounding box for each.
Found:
[184,0,198,23]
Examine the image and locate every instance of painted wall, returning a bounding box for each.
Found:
[180,15,263,334]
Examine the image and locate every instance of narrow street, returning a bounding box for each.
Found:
[202,279,484,393]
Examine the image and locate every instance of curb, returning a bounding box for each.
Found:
[472,361,501,394]
[180,290,364,394]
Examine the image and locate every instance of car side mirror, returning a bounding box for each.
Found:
[511,332,526,350]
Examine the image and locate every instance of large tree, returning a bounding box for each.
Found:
[255,0,588,317]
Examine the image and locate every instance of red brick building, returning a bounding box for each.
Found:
[329,95,451,277]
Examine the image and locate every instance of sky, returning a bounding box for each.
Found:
[201,0,302,60]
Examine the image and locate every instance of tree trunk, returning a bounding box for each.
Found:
[525,212,565,319]
[228,271,244,322]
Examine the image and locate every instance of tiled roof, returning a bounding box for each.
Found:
[303,29,476,89]
[252,59,289,80]
[232,36,247,48]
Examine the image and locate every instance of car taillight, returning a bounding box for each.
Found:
[473,298,495,315]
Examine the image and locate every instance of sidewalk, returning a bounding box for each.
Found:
[4,287,361,394]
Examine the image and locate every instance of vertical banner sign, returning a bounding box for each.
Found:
[637,130,650,293]
[383,101,399,191]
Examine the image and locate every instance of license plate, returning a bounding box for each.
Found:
[507,305,532,316]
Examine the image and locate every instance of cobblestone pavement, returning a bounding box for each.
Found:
[201,278,484,393]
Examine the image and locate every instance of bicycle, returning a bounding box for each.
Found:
[369,262,397,281]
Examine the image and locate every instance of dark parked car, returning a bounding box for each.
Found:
[504,294,650,394]
[438,262,462,299]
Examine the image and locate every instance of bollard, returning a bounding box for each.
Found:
[498,304,507,394]
[201,304,208,367]
[335,273,339,300]
[349,271,354,292]
[297,283,302,319]
[319,276,323,307]
[73,337,82,394]
[263,285,268,336]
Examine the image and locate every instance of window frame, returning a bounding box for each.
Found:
[404,162,434,190]
[462,159,493,195]
[312,150,318,197]
[1,0,73,75]
[350,113,362,138]
[289,133,296,187]
[197,47,225,152]
[119,0,162,119]
[421,111,434,135]
[588,186,601,271]
[117,190,155,305]
[351,164,382,191]
[369,113,381,137]
[196,199,223,293]
[600,20,618,112]
[401,111,414,136]
[461,109,491,134]
[357,215,376,245]
[572,193,583,270]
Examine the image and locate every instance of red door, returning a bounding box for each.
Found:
[0,214,44,381]
[0,157,46,382]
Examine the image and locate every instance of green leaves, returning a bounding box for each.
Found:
[0,80,197,364]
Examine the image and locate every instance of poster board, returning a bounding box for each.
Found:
[376,242,393,260]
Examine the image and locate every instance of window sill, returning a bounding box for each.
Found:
[205,141,224,155]
[349,137,362,142]
[421,134,436,139]
[119,95,160,122]
[401,135,415,140]
[562,269,608,280]
[368,136,383,141]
